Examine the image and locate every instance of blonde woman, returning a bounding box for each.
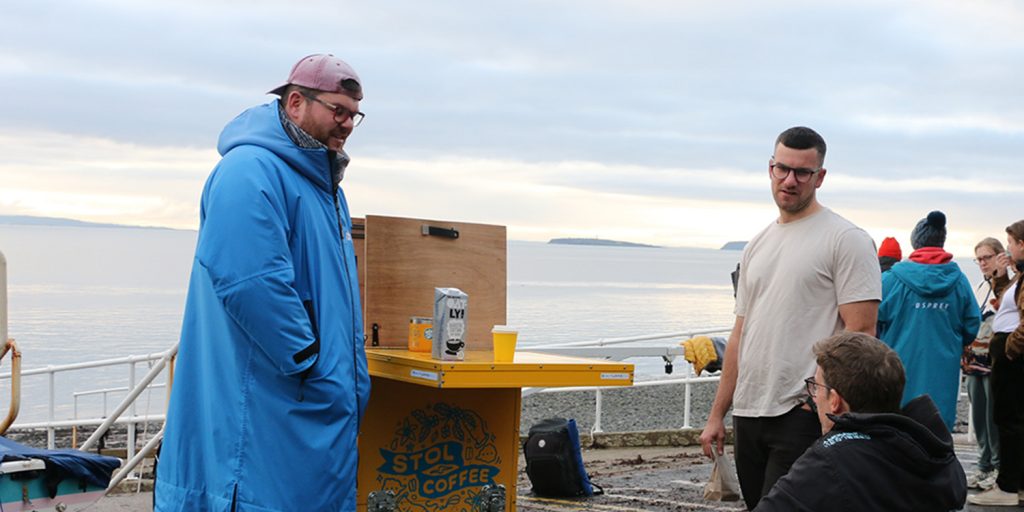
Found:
[969,220,1024,506]
[963,237,1011,490]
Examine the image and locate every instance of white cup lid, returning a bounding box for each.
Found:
[491,325,518,334]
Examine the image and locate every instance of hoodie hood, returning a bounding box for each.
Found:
[804,395,967,511]
[887,259,964,297]
[216,102,336,193]
[831,396,957,478]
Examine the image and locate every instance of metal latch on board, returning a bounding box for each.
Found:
[421,225,459,239]
[475,483,506,512]
[367,490,397,512]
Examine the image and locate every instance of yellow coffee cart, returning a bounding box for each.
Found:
[352,216,634,512]
[358,350,633,511]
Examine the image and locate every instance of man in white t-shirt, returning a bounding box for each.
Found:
[699,126,882,510]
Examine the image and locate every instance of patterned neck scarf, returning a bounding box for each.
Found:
[277,101,350,183]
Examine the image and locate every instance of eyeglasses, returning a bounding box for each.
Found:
[804,376,832,398]
[974,254,996,264]
[770,159,821,184]
[302,93,365,127]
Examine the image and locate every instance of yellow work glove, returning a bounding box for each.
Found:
[682,335,718,376]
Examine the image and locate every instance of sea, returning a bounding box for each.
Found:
[0,224,983,423]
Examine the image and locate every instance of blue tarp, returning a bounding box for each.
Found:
[0,436,120,498]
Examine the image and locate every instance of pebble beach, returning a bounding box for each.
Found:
[520,379,723,435]
[519,377,971,436]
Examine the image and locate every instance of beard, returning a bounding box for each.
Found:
[773,187,815,214]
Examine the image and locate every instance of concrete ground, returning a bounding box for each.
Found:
[88,436,1012,511]
[517,444,743,512]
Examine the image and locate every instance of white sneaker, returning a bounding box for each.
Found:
[968,470,996,489]
[967,487,1019,506]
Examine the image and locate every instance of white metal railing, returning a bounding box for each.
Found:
[74,383,166,421]
[528,330,979,438]
[0,350,173,451]
[0,342,178,490]
[527,327,731,433]
[3,327,725,440]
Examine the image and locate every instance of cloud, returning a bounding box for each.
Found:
[0,0,1021,254]
[0,131,212,228]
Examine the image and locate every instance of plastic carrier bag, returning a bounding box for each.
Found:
[523,418,602,498]
[703,451,742,502]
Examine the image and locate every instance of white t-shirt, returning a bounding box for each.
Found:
[992,280,1020,334]
[733,208,882,418]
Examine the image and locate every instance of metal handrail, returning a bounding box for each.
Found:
[14,414,166,430]
[0,250,18,435]
[536,326,731,349]
[0,351,172,379]
[74,384,165,399]
[1,249,7,349]
[0,338,21,434]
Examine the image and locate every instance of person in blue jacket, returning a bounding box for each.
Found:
[877,211,981,430]
[155,54,371,511]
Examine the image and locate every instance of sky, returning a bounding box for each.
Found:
[1,0,1022,256]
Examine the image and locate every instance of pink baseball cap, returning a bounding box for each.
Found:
[268,54,363,99]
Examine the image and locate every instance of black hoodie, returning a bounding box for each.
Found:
[754,395,967,512]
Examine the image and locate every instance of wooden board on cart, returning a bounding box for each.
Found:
[353,215,507,349]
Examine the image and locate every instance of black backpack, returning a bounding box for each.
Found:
[522,418,602,498]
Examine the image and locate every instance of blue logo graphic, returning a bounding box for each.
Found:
[374,403,501,511]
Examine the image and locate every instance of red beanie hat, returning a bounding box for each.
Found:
[878,237,902,260]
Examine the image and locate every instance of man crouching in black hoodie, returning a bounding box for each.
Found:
[754,332,967,511]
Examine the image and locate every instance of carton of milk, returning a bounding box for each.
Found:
[433,287,468,361]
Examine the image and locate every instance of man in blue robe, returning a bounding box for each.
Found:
[156,54,371,511]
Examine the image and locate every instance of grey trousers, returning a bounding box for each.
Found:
[966,373,1000,472]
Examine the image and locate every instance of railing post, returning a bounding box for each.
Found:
[73,395,79,449]
[683,365,693,429]
[48,369,55,449]
[127,362,137,472]
[592,389,603,433]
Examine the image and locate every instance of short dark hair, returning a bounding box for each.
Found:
[1006,220,1024,243]
[339,78,362,97]
[775,126,827,165]
[813,332,905,414]
[279,84,315,105]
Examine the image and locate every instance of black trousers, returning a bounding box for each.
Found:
[733,405,821,510]
[991,332,1024,493]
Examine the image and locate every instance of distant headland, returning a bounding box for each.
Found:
[548,238,661,248]
[0,215,176,231]
[720,241,747,250]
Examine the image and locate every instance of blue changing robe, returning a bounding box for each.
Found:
[878,259,979,430]
[155,102,370,511]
